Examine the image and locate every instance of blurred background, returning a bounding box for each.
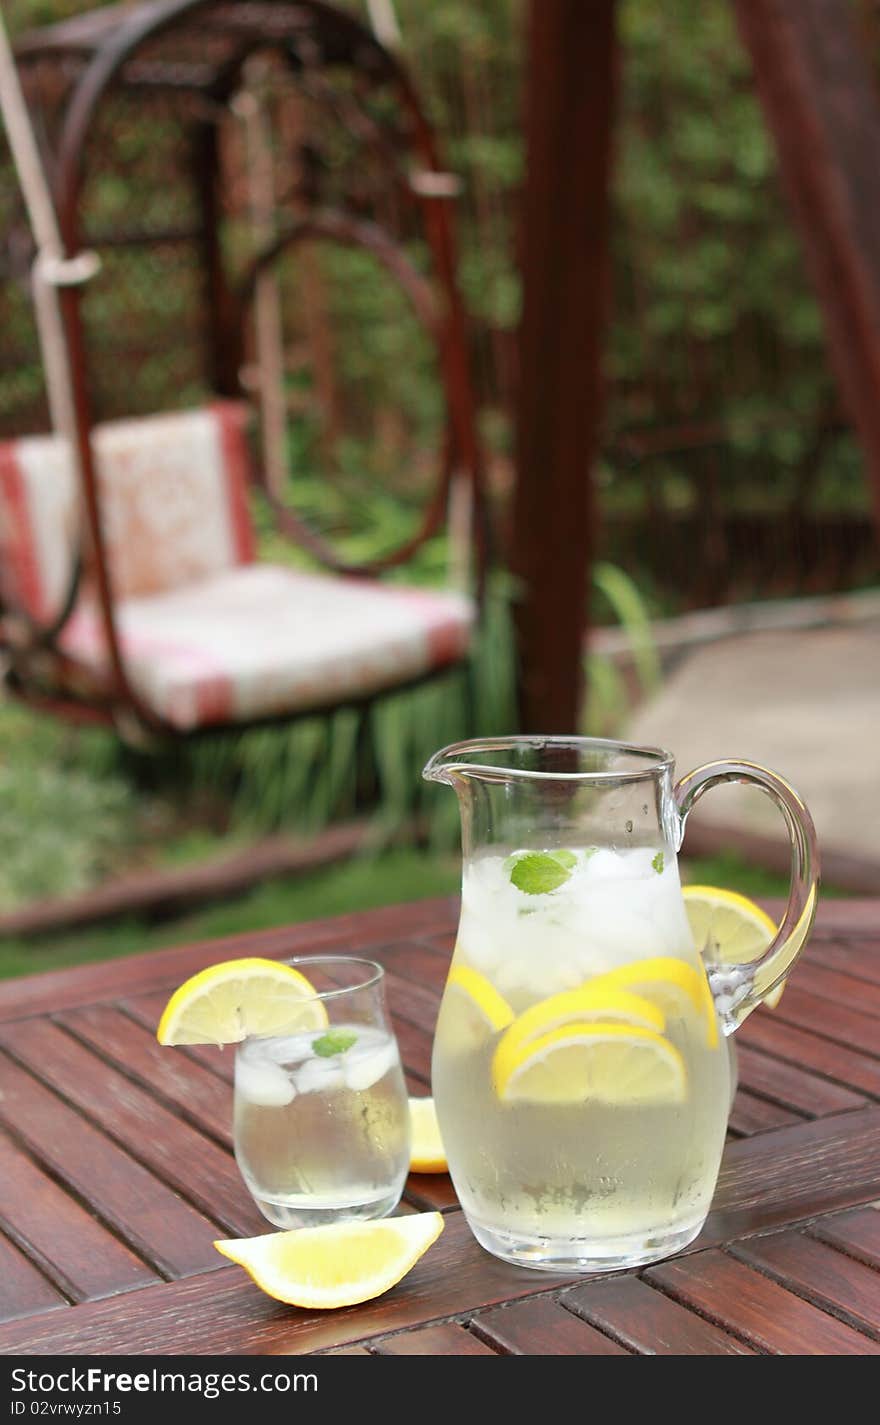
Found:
[0,0,877,977]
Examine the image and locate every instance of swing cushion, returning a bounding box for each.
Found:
[60,563,474,730]
[0,403,254,622]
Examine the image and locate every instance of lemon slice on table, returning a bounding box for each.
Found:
[156,958,328,1046]
[584,956,719,1049]
[493,1021,687,1107]
[409,1096,448,1174]
[683,884,782,1008]
[214,1212,444,1310]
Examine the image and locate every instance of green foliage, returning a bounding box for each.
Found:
[0,704,137,910]
[583,561,661,737]
[0,0,868,925]
[4,0,872,534]
[608,0,861,518]
[0,846,463,980]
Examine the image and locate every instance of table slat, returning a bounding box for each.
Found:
[804,939,880,986]
[731,1231,880,1337]
[471,1296,628,1355]
[734,1041,866,1117]
[701,1106,880,1241]
[768,985,880,1060]
[0,897,875,1356]
[60,1005,235,1146]
[727,1091,802,1136]
[371,943,451,990]
[382,974,442,1037]
[810,1206,880,1268]
[403,1171,459,1212]
[791,961,880,1018]
[563,1273,752,1354]
[0,1019,265,1240]
[0,1052,224,1279]
[0,1131,157,1301]
[646,1249,880,1354]
[736,1015,880,1098]
[372,1324,497,1355]
[0,1234,67,1324]
[121,995,235,1083]
[0,1214,571,1356]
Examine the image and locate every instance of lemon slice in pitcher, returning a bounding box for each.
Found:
[441,962,515,1054]
[493,1021,687,1106]
[585,956,719,1049]
[156,958,327,1046]
[492,984,664,1083]
[683,885,782,1007]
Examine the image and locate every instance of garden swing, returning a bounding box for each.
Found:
[0,0,486,745]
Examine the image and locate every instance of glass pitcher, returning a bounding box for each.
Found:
[423,736,818,1274]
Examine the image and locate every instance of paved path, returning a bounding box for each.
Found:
[624,622,880,863]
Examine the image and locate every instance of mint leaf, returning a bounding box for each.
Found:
[506,848,576,876]
[312,1029,358,1057]
[549,849,577,870]
[583,847,599,863]
[510,852,573,895]
[652,851,665,874]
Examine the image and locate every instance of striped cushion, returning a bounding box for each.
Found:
[0,403,254,622]
[61,564,474,730]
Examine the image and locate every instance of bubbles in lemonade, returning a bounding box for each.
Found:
[235,1024,410,1228]
[431,846,730,1270]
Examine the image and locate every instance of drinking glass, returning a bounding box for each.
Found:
[234,955,410,1228]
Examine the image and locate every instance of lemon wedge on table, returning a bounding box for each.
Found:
[409,1096,448,1174]
[214,1212,444,1310]
[493,1021,687,1107]
[683,884,782,1008]
[156,958,328,1046]
[584,955,719,1049]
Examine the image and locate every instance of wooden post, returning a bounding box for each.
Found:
[734,0,880,538]
[510,1,619,733]
[193,122,238,396]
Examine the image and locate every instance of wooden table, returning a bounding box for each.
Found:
[0,897,878,1356]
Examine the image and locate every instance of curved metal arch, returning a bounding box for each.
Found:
[16,0,486,738]
[53,0,423,244]
[237,208,455,577]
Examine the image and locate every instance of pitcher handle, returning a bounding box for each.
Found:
[673,760,820,1033]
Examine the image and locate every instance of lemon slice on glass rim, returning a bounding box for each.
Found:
[215,1212,444,1310]
[492,1020,687,1107]
[683,884,782,1007]
[156,958,328,1046]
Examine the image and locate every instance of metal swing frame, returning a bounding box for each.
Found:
[1,0,487,740]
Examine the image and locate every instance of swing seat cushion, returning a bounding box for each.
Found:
[61,563,474,730]
[0,403,254,622]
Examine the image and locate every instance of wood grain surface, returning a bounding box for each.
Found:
[0,895,877,1356]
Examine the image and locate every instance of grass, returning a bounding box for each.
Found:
[679,853,814,902]
[0,847,461,981]
[0,844,837,983]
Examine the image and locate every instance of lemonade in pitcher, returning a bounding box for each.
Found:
[425,737,819,1272]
